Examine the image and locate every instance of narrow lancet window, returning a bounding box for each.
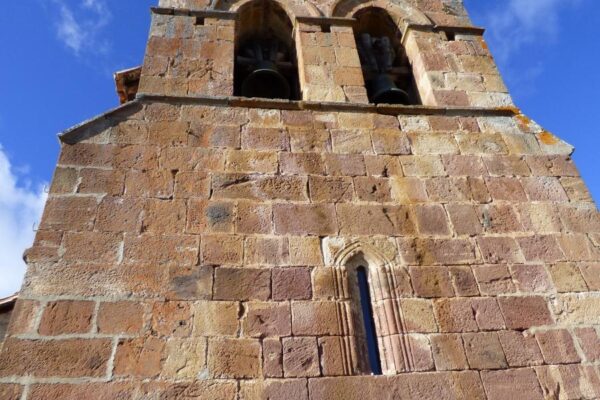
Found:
[354,8,420,105]
[357,266,382,375]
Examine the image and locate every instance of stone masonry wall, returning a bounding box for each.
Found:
[0,102,598,399]
[1,0,600,399]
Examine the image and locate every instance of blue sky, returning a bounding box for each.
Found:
[0,0,598,297]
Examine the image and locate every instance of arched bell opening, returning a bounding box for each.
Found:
[234,0,300,100]
[353,7,421,105]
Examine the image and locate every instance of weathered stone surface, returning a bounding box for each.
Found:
[209,338,261,379]
[283,337,320,377]
[38,300,95,336]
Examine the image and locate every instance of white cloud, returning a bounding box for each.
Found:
[481,0,582,61]
[0,145,47,298]
[52,0,112,56]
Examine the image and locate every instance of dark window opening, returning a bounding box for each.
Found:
[234,0,300,100]
[353,7,420,105]
[445,31,456,41]
[357,266,382,375]
[321,24,331,33]
[196,16,205,26]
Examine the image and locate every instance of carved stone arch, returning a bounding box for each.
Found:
[212,0,321,18]
[330,0,432,32]
[329,239,416,375]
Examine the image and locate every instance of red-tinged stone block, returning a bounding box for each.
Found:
[141,199,186,234]
[479,204,523,234]
[498,296,553,330]
[97,301,145,334]
[38,300,95,336]
[201,234,243,265]
[283,337,320,378]
[448,266,479,297]
[124,234,199,266]
[244,236,290,267]
[337,204,415,236]
[498,330,544,367]
[95,197,143,233]
[40,196,98,231]
[536,365,600,400]
[434,298,478,333]
[187,199,235,234]
[536,329,581,364]
[235,201,273,234]
[518,235,565,263]
[442,155,486,176]
[240,379,309,400]
[62,231,122,264]
[559,205,600,233]
[324,153,366,176]
[510,264,554,294]
[483,155,531,177]
[478,235,523,264]
[208,338,261,379]
[243,302,291,338]
[0,338,112,378]
[280,152,325,175]
[272,267,312,301]
[78,168,125,196]
[0,384,22,400]
[521,176,569,201]
[485,177,527,201]
[214,268,271,301]
[263,338,283,378]
[462,332,508,370]
[58,143,116,168]
[470,298,505,331]
[28,383,136,400]
[353,176,392,202]
[525,155,579,177]
[114,337,165,378]
[415,238,478,265]
[574,327,600,362]
[124,170,173,199]
[481,368,544,400]
[409,266,454,298]
[472,265,515,295]
[413,204,451,236]
[292,301,342,336]
[274,204,338,235]
[431,334,469,371]
[151,301,192,337]
[7,299,41,336]
[445,204,482,236]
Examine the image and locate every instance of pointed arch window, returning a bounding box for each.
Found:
[356,266,382,375]
[353,7,420,105]
[234,0,300,100]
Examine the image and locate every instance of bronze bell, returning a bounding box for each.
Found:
[368,74,410,105]
[239,40,291,99]
[242,60,291,99]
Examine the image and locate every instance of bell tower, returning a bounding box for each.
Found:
[1,0,600,399]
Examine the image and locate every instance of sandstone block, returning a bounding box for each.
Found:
[449,266,480,297]
[114,337,165,378]
[187,200,234,233]
[309,176,354,203]
[434,298,478,333]
[38,300,94,336]
[272,267,312,301]
[498,296,553,330]
[431,334,469,370]
[413,204,451,236]
[477,236,524,264]
[472,265,515,295]
[124,234,199,266]
[497,330,544,367]
[208,338,261,379]
[535,329,581,364]
[353,176,392,202]
[324,154,366,176]
[193,301,239,336]
[151,301,192,337]
[142,199,186,234]
[40,196,98,231]
[0,338,112,378]
[274,204,338,235]
[481,368,544,400]
[510,264,553,294]
[28,383,135,400]
[214,268,271,301]
[240,379,309,400]
[280,152,324,175]
[201,234,243,265]
[236,201,272,234]
[401,299,438,333]
[292,301,342,336]
[226,150,278,173]
[162,337,207,379]
[263,338,283,378]
[124,170,173,198]
[470,298,506,331]
[244,237,290,266]
[95,197,143,233]
[518,235,565,262]
[337,204,415,235]
[97,301,145,334]
[282,337,320,378]
[409,266,454,298]
[289,236,322,266]
[463,332,507,370]
[243,302,291,338]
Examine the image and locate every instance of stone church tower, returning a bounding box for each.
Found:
[1,0,600,398]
